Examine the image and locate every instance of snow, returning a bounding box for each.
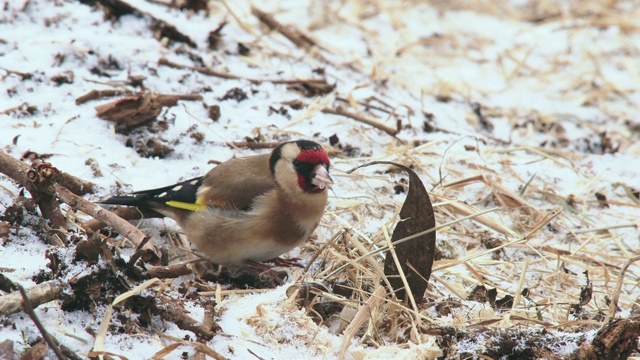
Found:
[1,0,640,358]
[212,286,343,359]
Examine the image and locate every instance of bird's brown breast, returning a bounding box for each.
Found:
[252,189,327,247]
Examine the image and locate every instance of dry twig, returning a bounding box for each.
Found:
[145,262,194,279]
[0,280,66,317]
[322,106,400,137]
[338,285,386,358]
[156,294,217,340]
[228,141,281,150]
[55,185,159,262]
[18,284,67,360]
[251,6,317,50]
[158,58,333,93]
[94,91,203,128]
[75,89,133,105]
[0,150,95,196]
[84,206,162,232]
[96,0,196,47]
[1,102,37,116]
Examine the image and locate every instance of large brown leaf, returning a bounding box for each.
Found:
[349,161,436,302]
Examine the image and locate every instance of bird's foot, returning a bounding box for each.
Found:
[265,256,304,268]
[194,261,286,288]
[234,261,288,287]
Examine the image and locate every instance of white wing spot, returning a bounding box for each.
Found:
[190,179,199,185]
[157,192,167,198]
[197,185,210,197]
[173,185,183,191]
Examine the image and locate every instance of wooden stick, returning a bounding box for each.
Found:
[159,58,241,80]
[99,0,196,47]
[251,6,316,50]
[0,280,66,317]
[85,206,162,231]
[227,141,280,150]
[145,263,194,279]
[55,185,160,262]
[322,106,400,137]
[1,102,37,115]
[75,89,132,105]
[0,149,30,188]
[0,150,95,196]
[0,156,69,234]
[156,294,217,341]
[158,57,330,86]
[18,284,67,360]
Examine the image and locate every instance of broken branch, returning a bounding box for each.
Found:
[94,91,203,128]
[251,6,316,50]
[0,150,95,196]
[94,0,196,47]
[322,106,400,137]
[227,141,281,150]
[18,284,67,360]
[84,206,163,232]
[75,89,133,105]
[55,185,160,263]
[158,58,333,94]
[0,280,66,317]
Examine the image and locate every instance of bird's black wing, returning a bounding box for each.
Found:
[98,177,205,211]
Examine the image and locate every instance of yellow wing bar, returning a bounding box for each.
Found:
[165,200,205,211]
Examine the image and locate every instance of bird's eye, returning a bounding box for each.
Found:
[293,159,314,175]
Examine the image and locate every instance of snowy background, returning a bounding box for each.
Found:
[1,0,640,358]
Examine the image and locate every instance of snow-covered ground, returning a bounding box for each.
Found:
[1,0,640,358]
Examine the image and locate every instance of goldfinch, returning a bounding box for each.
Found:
[100,140,332,267]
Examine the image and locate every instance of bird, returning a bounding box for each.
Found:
[98,140,332,271]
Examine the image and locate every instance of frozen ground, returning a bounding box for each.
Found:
[1,0,640,358]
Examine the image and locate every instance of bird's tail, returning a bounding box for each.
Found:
[97,194,154,208]
[98,176,204,210]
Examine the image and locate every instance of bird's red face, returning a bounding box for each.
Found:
[270,140,333,195]
[294,148,331,194]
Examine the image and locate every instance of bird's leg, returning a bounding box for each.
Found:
[264,256,304,268]
[234,260,289,287]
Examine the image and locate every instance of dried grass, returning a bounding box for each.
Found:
[255,1,640,356]
[71,0,640,357]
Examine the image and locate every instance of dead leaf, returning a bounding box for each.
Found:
[133,136,174,158]
[50,70,74,85]
[0,340,14,359]
[19,341,46,360]
[348,161,436,302]
[0,221,11,238]
[95,92,202,128]
[287,80,335,97]
[75,232,101,263]
[95,91,163,127]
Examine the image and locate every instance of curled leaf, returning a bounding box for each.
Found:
[348,161,436,302]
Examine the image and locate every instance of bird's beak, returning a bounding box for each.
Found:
[311,164,333,190]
